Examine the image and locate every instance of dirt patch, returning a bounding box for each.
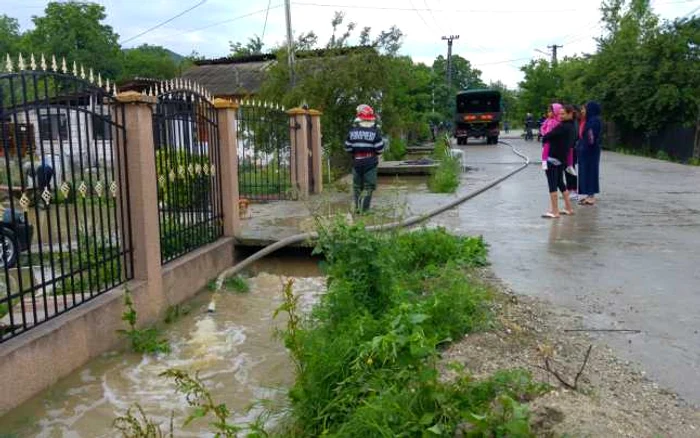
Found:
[441,270,700,437]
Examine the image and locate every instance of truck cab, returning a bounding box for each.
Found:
[454,90,502,145]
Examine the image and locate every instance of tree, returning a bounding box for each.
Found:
[229,36,264,57]
[0,15,21,55]
[120,44,180,81]
[432,54,485,119]
[24,2,122,79]
[258,13,409,168]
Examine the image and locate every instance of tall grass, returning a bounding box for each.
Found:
[274,223,547,437]
[428,136,460,193]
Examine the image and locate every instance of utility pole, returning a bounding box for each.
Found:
[442,35,459,89]
[547,44,563,66]
[284,0,296,87]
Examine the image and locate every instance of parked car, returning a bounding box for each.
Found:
[0,209,33,268]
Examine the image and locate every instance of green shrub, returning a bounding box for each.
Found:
[428,136,461,193]
[224,275,249,293]
[275,222,546,437]
[160,219,221,261]
[656,150,671,161]
[53,231,123,296]
[117,290,170,354]
[383,137,407,161]
[155,149,213,210]
[689,157,700,166]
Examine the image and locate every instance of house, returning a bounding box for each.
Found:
[181,53,276,100]
[181,47,377,99]
[2,92,116,191]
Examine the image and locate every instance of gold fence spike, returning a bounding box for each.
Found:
[30,53,37,70]
[18,53,25,70]
[89,68,94,84]
[40,53,47,71]
[72,60,78,76]
[51,55,58,71]
[61,57,67,73]
[5,54,12,72]
[97,73,102,88]
[80,65,86,80]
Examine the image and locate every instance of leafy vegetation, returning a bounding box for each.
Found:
[270,222,547,436]
[2,3,191,82]
[223,275,249,294]
[160,220,221,262]
[117,290,170,355]
[517,0,699,157]
[164,304,191,324]
[53,231,123,296]
[382,137,408,161]
[428,136,461,193]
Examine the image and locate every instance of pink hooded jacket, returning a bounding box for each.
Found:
[541,103,562,162]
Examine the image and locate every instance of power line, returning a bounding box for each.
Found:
[121,0,208,44]
[423,0,446,34]
[261,0,273,41]
[409,0,436,34]
[169,5,283,38]
[291,2,581,14]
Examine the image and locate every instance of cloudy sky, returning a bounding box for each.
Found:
[4,0,699,87]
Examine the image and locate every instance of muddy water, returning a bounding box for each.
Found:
[0,256,324,437]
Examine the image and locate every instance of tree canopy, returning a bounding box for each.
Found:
[2,2,190,82]
[517,0,699,136]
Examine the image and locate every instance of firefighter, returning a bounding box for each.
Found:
[344,105,384,213]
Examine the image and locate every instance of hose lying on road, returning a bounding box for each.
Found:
[212,140,530,295]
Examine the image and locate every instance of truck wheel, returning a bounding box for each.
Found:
[0,228,19,268]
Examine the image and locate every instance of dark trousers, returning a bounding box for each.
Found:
[352,164,378,213]
[546,164,567,194]
[565,151,578,192]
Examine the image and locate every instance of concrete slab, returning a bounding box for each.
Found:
[377,160,438,175]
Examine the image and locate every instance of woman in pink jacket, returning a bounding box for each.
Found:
[541,103,576,174]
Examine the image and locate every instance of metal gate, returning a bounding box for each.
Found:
[0,56,132,342]
[237,101,293,200]
[152,81,223,264]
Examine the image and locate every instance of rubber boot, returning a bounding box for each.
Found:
[361,191,373,213]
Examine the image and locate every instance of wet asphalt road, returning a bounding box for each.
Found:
[430,138,700,405]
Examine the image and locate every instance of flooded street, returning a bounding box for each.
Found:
[0,256,324,437]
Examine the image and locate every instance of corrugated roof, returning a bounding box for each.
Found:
[181,60,275,97]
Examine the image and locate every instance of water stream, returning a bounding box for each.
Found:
[0,256,325,437]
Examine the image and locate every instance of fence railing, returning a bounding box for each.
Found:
[237,101,294,200]
[153,85,223,264]
[0,64,133,342]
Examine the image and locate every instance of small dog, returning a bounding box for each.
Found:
[238,198,250,219]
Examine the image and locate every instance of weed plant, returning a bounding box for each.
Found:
[274,222,548,437]
[383,137,408,161]
[224,275,250,293]
[117,291,170,354]
[428,136,461,193]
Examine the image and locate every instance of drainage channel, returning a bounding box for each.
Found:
[0,141,529,436]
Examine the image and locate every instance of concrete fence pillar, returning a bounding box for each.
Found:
[308,109,323,194]
[288,108,310,199]
[213,99,240,236]
[114,91,164,322]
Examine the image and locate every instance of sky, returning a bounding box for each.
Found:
[3,0,699,88]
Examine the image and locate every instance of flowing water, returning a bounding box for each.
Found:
[0,256,325,437]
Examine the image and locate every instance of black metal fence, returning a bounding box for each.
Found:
[237,101,294,200]
[0,60,133,342]
[603,121,699,162]
[153,83,223,264]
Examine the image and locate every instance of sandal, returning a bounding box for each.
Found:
[542,212,560,219]
[578,198,595,205]
[560,210,575,216]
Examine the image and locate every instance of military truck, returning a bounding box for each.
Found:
[454,89,502,145]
